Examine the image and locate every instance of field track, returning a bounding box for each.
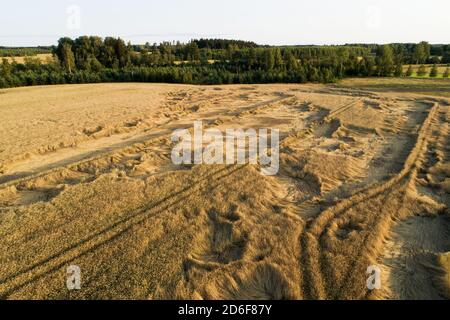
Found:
[300,102,449,299]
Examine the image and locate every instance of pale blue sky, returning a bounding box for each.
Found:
[1,0,448,46]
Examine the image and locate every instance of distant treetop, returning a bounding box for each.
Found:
[192,39,259,49]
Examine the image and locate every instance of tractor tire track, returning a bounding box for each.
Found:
[299,102,440,299]
[0,164,247,298]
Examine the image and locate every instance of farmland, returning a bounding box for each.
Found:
[0,79,448,299]
[2,54,54,64]
[337,77,450,98]
[403,64,450,78]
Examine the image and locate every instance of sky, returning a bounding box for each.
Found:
[1,0,449,47]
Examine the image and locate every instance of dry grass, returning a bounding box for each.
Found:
[2,54,54,64]
[0,83,448,300]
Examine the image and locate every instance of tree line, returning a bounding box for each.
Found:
[0,37,449,89]
[0,46,53,57]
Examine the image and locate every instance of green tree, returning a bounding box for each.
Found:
[376,45,394,76]
[429,64,438,77]
[200,51,209,65]
[115,38,130,68]
[100,37,118,68]
[406,65,414,77]
[262,49,275,71]
[307,66,320,82]
[413,41,430,64]
[443,67,450,78]
[405,65,413,77]
[359,55,375,76]
[247,48,257,69]
[273,48,284,69]
[186,42,200,62]
[285,50,299,71]
[1,58,11,79]
[61,42,75,73]
[393,46,404,77]
[394,63,403,77]
[442,52,450,64]
[429,56,440,64]
[226,44,237,62]
[24,56,42,70]
[55,37,76,73]
[417,64,427,77]
[73,36,92,70]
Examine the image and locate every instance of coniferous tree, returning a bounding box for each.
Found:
[273,48,284,69]
[191,42,200,62]
[417,64,427,77]
[285,50,299,71]
[376,45,394,76]
[443,67,450,78]
[405,65,413,77]
[263,49,275,71]
[9,36,445,88]
[248,48,257,70]
[429,64,438,77]
[393,46,404,77]
[394,63,403,77]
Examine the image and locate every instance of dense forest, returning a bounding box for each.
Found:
[0,38,449,88]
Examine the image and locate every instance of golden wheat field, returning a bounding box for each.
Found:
[0,81,449,300]
[3,54,54,64]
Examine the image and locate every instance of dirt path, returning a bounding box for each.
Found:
[298,101,446,299]
[380,104,450,300]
